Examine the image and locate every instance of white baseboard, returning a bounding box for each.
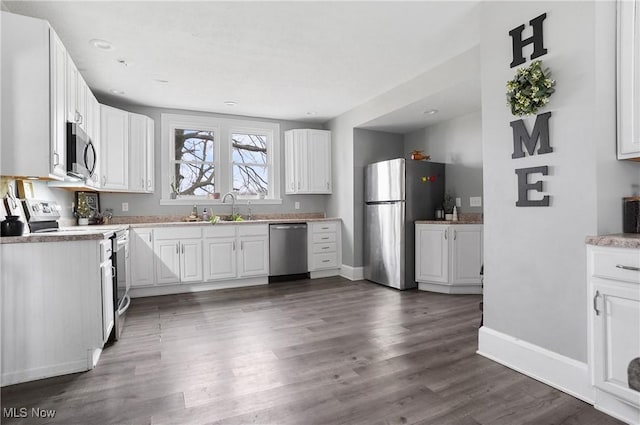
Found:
[129,277,268,298]
[478,326,595,404]
[310,269,340,279]
[340,264,364,281]
[1,359,88,387]
[418,282,483,294]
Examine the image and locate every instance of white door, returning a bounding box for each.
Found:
[308,130,331,193]
[415,225,449,283]
[284,131,296,194]
[204,237,237,281]
[593,281,640,407]
[49,30,67,178]
[154,239,180,284]
[450,226,483,285]
[100,105,129,190]
[128,113,147,192]
[180,240,203,283]
[238,236,269,277]
[131,229,154,287]
[294,130,310,193]
[145,118,155,192]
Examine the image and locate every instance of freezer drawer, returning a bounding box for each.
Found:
[364,202,408,289]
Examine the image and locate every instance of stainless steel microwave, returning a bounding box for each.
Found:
[66,122,96,179]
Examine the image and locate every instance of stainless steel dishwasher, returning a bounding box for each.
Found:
[269,223,308,279]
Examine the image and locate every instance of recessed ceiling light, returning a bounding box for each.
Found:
[224,101,237,107]
[423,109,439,115]
[110,89,125,95]
[90,39,114,51]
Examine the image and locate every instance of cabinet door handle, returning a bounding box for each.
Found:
[176,243,179,254]
[141,178,145,189]
[181,244,184,254]
[147,179,152,188]
[453,230,457,240]
[326,182,329,189]
[233,241,236,251]
[298,182,301,190]
[102,175,107,186]
[241,241,244,250]
[75,111,80,123]
[321,237,329,240]
[616,264,640,272]
[322,259,330,263]
[148,233,152,242]
[53,152,60,166]
[322,246,330,250]
[79,114,83,125]
[593,290,601,316]
[444,230,447,240]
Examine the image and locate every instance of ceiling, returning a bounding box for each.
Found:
[3,1,481,128]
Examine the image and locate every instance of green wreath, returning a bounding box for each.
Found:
[506,60,556,116]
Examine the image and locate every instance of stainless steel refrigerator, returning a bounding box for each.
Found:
[364,158,445,290]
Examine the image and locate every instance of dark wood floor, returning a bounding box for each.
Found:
[2,277,623,425]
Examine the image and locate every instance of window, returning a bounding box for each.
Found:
[161,114,280,204]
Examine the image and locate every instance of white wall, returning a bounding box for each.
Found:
[479,0,639,368]
[327,46,481,267]
[96,101,328,218]
[404,110,483,214]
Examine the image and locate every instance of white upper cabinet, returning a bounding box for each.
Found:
[100,105,129,190]
[128,112,155,193]
[49,29,68,179]
[129,112,148,193]
[617,0,640,160]
[284,129,332,194]
[1,12,66,179]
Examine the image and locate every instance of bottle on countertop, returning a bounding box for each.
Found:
[452,206,458,222]
[202,208,210,221]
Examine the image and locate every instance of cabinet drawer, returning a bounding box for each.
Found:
[238,224,269,237]
[592,247,640,284]
[313,242,337,254]
[154,227,202,240]
[311,252,338,269]
[311,222,337,234]
[312,232,336,243]
[203,226,236,239]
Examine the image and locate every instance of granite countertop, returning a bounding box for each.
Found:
[0,225,126,244]
[585,233,640,249]
[416,213,483,225]
[1,216,340,244]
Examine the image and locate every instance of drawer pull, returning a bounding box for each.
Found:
[321,237,330,240]
[322,259,330,263]
[322,247,330,250]
[593,290,601,316]
[616,264,640,272]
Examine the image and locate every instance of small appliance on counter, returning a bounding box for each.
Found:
[623,197,640,233]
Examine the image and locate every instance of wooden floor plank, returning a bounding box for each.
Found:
[1,278,623,425]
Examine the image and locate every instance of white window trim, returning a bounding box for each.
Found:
[160,113,281,205]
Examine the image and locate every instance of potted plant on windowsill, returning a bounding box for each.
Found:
[75,192,91,225]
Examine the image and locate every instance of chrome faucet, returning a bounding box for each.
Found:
[222,192,236,216]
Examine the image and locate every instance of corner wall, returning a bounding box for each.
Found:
[478,0,639,392]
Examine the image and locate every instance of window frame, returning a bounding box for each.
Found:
[160,113,281,205]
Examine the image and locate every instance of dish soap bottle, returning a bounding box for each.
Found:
[452,206,459,222]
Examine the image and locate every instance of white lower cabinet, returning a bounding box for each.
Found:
[308,220,342,277]
[153,227,203,285]
[1,239,110,386]
[203,224,269,281]
[415,224,483,294]
[587,245,640,424]
[130,228,154,287]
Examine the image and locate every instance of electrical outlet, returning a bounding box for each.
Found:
[122,202,129,212]
[470,196,482,207]
[294,201,300,210]
[456,197,462,207]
